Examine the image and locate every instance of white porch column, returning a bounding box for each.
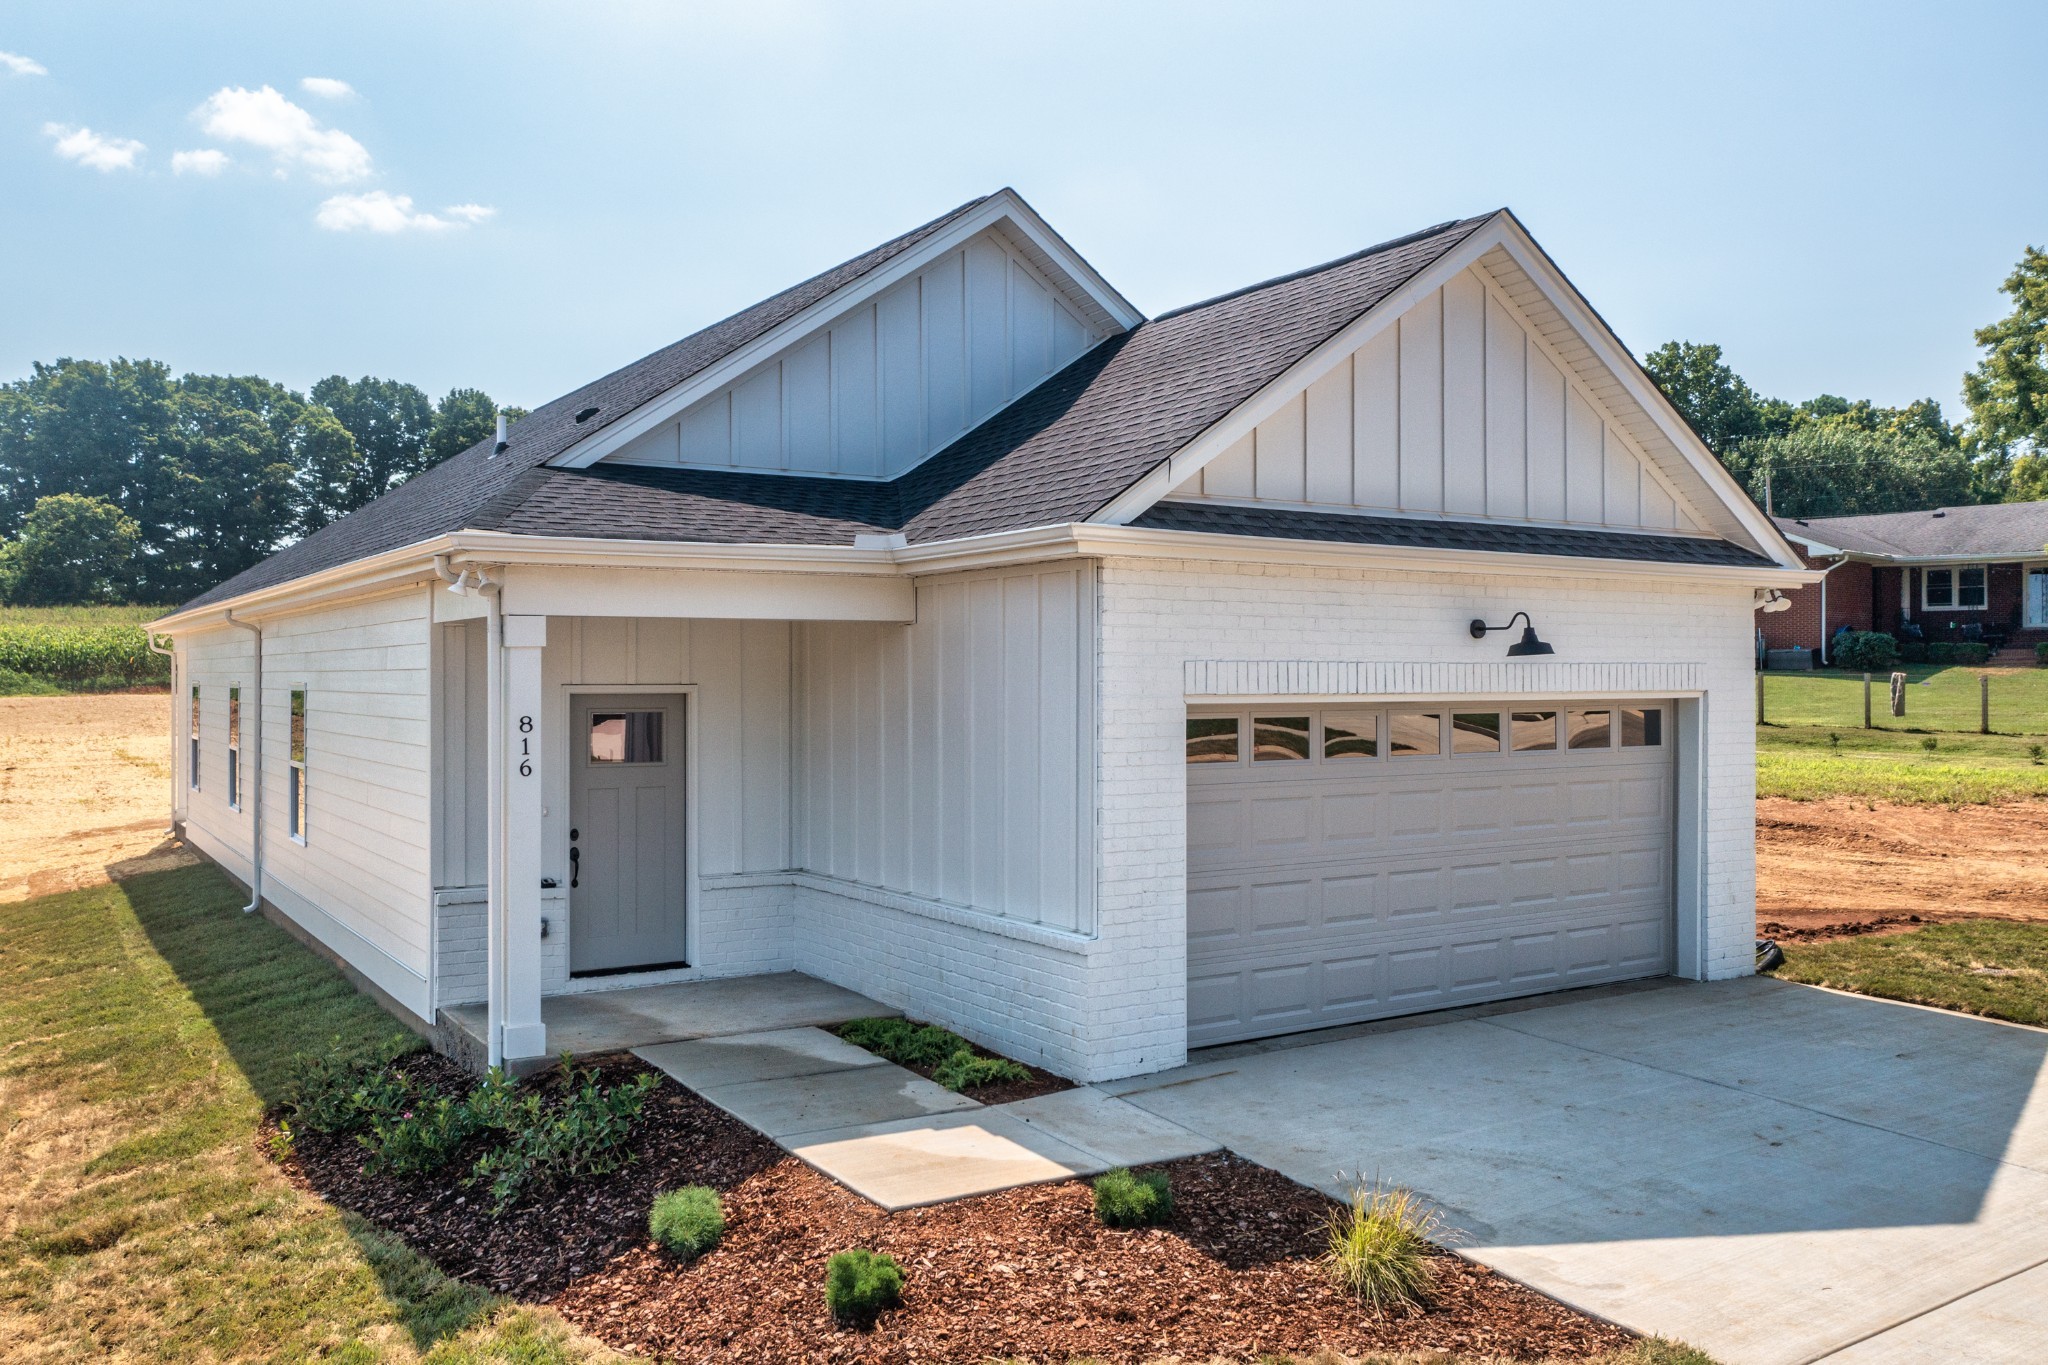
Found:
[498,613,548,1061]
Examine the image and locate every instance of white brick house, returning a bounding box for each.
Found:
[150,191,1813,1082]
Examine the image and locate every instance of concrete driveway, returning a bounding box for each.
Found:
[1103,977,2048,1365]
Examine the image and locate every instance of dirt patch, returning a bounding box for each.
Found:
[1756,796,2048,940]
[0,693,192,903]
[278,1056,1632,1364]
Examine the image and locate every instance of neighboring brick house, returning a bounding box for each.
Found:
[148,191,1811,1082]
[1763,502,2048,665]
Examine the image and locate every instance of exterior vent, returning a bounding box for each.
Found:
[574,406,600,424]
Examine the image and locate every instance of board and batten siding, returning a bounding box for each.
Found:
[793,564,1095,932]
[606,228,1103,481]
[1171,266,1707,534]
[178,590,435,1019]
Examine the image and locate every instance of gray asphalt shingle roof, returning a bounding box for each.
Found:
[180,198,1764,612]
[1776,501,2048,559]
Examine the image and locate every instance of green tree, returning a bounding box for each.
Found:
[1724,425,1976,520]
[1963,245,2048,504]
[1,493,140,604]
[309,374,436,510]
[426,387,501,467]
[1641,341,1789,456]
[0,358,179,544]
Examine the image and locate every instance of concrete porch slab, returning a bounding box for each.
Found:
[787,1108,1106,1210]
[1002,1086,1221,1170]
[634,1026,888,1090]
[442,972,891,1060]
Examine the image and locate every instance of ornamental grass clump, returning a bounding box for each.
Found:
[1091,1166,1173,1227]
[1322,1182,1441,1315]
[649,1186,724,1261]
[824,1248,904,1327]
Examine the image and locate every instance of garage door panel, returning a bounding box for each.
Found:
[1187,698,1677,1047]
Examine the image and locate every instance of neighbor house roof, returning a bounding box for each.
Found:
[181,197,1776,615]
[1775,500,2048,560]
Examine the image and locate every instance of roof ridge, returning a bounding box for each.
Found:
[1151,212,1497,322]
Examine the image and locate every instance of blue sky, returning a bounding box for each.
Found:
[2,1,2037,420]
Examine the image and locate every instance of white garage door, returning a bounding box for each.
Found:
[1185,701,1676,1047]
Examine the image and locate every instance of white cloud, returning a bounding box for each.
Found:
[172,148,230,176]
[43,122,144,172]
[0,49,46,76]
[299,76,355,100]
[196,84,370,182]
[315,190,493,234]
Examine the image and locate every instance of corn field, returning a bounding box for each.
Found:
[0,617,169,684]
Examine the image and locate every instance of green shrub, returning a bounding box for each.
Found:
[0,622,168,684]
[1322,1183,1440,1315]
[361,1091,479,1176]
[1926,641,1991,665]
[1922,736,1940,751]
[930,1050,1032,1092]
[823,1248,903,1326]
[649,1186,724,1260]
[838,1017,970,1068]
[2037,642,2048,668]
[1898,638,1929,663]
[1092,1167,1173,1227]
[1831,631,1898,672]
[280,1038,418,1135]
[470,1060,659,1213]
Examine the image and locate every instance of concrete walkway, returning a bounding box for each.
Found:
[635,1027,1217,1208]
[1103,977,2048,1365]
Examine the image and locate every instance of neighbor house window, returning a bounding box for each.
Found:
[1389,712,1442,757]
[1252,715,1310,761]
[1185,716,1239,763]
[189,685,201,790]
[1567,708,1612,749]
[1321,710,1378,760]
[1924,565,1987,610]
[227,686,242,809]
[289,688,307,842]
[1621,706,1663,747]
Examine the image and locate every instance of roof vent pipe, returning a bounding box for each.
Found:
[493,411,508,456]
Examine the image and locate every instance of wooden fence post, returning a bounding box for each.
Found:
[1890,671,1907,718]
[1863,672,1872,729]
[1756,672,1765,725]
[1982,673,1990,734]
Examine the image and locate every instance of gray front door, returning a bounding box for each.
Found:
[570,693,687,975]
[1185,700,1678,1047]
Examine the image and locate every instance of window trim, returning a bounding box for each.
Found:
[189,684,201,791]
[1922,564,1989,612]
[227,684,242,812]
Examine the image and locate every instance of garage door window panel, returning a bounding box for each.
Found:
[1567,708,1613,749]
[1621,707,1663,747]
[1512,710,1558,752]
[1390,712,1443,757]
[1253,716,1311,761]
[1322,710,1379,760]
[1187,716,1241,764]
[1452,712,1502,754]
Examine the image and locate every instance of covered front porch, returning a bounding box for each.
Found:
[424,552,917,1071]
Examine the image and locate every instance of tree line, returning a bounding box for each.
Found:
[0,361,524,605]
[1643,245,2048,520]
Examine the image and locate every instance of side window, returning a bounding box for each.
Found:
[1185,716,1239,764]
[1958,566,1987,609]
[227,685,242,809]
[189,685,201,790]
[289,688,307,841]
[1925,568,1954,608]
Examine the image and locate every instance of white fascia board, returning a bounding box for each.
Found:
[550,190,1141,472]
[1485,221,1806,570]
[1090,215,1513,527]
[499,563,914,622]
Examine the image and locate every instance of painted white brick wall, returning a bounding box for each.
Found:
[1087,553,1760,1081]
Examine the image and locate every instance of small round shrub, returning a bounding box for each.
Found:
[824,1248,903,1326]
[1831,631,1898,673]
[649,1186,724,1260]
[1092,1167,1172,1227]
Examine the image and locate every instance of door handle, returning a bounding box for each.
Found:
[569,845,579,888]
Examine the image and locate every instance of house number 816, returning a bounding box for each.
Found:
[517,715,534,776]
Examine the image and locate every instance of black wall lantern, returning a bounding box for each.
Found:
[1469,611,1554,657]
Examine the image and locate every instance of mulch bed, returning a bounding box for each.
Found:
[830,1021,1075,1106]
[270,1054,1635,1363]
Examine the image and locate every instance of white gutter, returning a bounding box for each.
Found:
[224,612,263,914]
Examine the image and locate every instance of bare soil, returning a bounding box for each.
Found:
[0,692,191,903]
[1757,796,2048,941]
[276,1055,1634,1365]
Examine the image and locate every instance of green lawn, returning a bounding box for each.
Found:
[1759,663,2048,735]
[0,862,613,1364]
[1771,921,2048,1028]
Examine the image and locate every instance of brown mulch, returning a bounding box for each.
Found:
[830,1021,1074,1106]
[271,1054,1634,1364]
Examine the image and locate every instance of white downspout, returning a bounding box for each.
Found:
[1816,557,1848,664]
[435,555,508,1069]
[225,612,263,913]
[146,630,175,833]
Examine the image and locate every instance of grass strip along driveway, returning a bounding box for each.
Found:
[0,859,1711,1364]
[0,862,608,1364]
[1772,920,2048,1029]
